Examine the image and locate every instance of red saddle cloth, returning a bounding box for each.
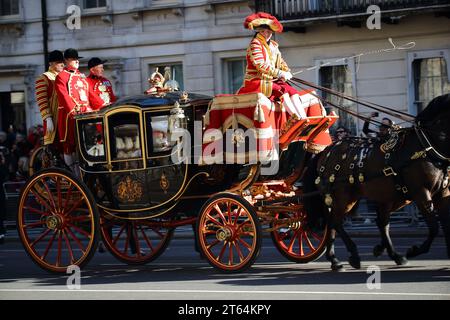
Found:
[201,91,337,164]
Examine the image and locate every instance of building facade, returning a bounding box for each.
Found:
[0,0,449,134]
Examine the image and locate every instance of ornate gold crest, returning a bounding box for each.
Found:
[116,176,143,203]
[160,172,169,193]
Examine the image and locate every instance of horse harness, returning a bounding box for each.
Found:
[315,127,449,207]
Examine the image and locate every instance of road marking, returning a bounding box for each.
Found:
[0,288,449,297]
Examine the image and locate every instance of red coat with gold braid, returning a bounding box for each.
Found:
[86,74,117,110]
[35,70,59,145]
[237,33,290,97]
[55,66,91,153]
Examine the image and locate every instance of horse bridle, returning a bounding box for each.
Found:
[414,122,450,162]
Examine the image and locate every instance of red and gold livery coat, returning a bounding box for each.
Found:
[35,70,59,145]
[55,66,91,152]
[86,74,116,110]
[237,33,290,97]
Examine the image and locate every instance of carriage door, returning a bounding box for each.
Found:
[144,111,188,207]
[106,109,149,208]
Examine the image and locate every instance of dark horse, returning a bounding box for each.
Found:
[304,93,450,271]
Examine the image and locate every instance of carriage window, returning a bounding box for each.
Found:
[108,112,142,161]
[413,57,450,113]
[319,65,357,135]
[113,124,142,159]
[81,120,106,161]
[151,115,175,153]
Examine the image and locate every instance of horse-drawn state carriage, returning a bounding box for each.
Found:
[17,81,339,273]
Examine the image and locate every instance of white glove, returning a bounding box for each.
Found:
[280,71,293,81]
[45,117,54,133]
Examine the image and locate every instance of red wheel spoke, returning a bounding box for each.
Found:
[227,202,232,225]
[213,204,227,224]
[66,223,91,238]
[67,215,92,223]
[56,231,62,267]
[153,229,165,239]
[238,237,252,250]
[66,227,86,253]
[228,243,234,266]
[310,231,322,241]
[202,230,216,236]
[29,228,52,248]
[236,219,251,232]
[232,208,244,225]
[303,231,316,251]
[40,178,57,212]
[62,230,75,264]
[287,231,297,252]
[234,241,245,262]
[217,242,227,262]
[41,231,57,261]
[23,221,46,229]
[139,225,154,252]
[132,222,142,257]
[56,176,62,211]
[23,206,51,217]
[239,231,255,237]
[63,197,86,217]
[30,188,53,214]
[298,231,304,256]
[206,212,224,227]
[206,239,220,250]
[112,224,126,246]
[63,183,74,210]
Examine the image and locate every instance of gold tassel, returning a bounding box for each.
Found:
[253,101,266,123]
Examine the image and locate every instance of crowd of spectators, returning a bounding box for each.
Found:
[0,124,43,243]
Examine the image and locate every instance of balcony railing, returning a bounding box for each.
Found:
[255,0,450,21]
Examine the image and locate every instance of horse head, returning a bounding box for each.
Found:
[416,93,450,160]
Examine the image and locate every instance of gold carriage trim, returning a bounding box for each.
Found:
[116,175,144,203]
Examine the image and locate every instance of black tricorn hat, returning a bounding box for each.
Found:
[64,48,83,60]
[48,50,64,63]
[88,57,108,69]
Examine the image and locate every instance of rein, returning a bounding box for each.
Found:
[289,77,416,124]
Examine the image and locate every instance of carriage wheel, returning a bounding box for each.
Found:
[100,214,174,265]
[28,146,50,176]
[17,168,99,273]
[270,208,328,263]
[197,193,262,272]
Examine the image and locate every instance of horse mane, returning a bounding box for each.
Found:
[416,93,450,124]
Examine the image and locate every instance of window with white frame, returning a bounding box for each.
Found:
[319,65,357,135]
[413,57,450,113]
[84,0,106,9]
[0,0,19,16]
[225,58,246,94]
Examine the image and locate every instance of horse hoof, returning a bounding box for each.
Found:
[373,244,385,257]
[406,245,420,258]
[348,255,361,269]
[394,255,409,266]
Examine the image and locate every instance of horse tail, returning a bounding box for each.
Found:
[302,152,327,228]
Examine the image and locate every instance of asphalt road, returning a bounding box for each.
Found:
[1,232,449,301]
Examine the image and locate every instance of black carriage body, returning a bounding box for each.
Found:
[75,92,216,218]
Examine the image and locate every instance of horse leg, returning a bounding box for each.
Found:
[325,227,344,271]
[334,222,361,269]
[406,198,439,258]
[435,189,450,258]
[374,206,408,265]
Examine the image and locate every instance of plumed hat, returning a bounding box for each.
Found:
[244,12,283,33]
